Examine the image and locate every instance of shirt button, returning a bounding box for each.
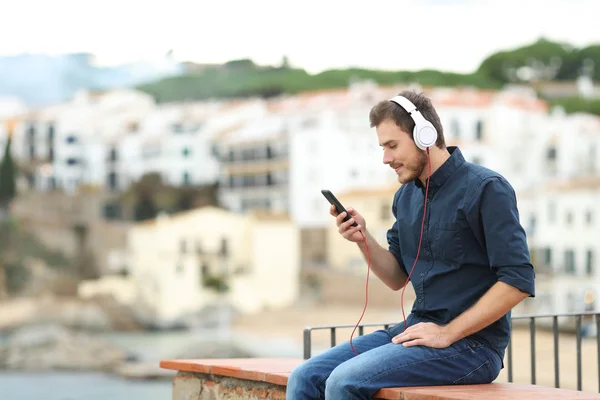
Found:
[420,272,425,277]
[418,298,423,303]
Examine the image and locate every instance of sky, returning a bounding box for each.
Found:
[2,0,600,74]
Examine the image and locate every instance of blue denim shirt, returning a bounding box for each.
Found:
[387,146,535,361]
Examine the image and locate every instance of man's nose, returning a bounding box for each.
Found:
[383,151,393,164]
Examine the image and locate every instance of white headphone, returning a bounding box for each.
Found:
[389,95,438,151]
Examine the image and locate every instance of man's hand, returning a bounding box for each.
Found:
[330,205,366,243]
[391,322,457,348]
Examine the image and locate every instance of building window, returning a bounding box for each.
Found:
[66,158,78,166]
[107,172,118,191]
[200,263,208,278]
[182,147,191,157]
[528,215,536,236]
[564,249,575,274]
[585,210,593,225]
[542,247,552,266]
[66,135,77,144]
[173,123,184,133]
[475,120,483,141]
[219,238,229,258]
[183,171,190,185]
[586,250,594,276]
[109,148,118,162]
[566,211,573,226]
[180,239,187,254]
[451,119,460,139]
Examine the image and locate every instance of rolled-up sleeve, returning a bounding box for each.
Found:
[478,177,535,297]
[387,190,407,276]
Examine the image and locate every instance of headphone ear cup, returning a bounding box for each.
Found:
[414,123,438,151]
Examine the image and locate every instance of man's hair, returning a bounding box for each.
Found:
[369,90,446,149]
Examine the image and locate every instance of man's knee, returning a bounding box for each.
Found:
[324,361,365,398]
[287,361,310,387]
[287,359,326,396]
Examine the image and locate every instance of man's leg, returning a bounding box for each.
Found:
[286,329,392,400]
[324,336,503,400]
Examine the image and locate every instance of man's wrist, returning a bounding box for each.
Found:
[443,323,463,345]
[356,229,370,247]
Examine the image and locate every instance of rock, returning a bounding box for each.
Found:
[174,339,255,359]
[55,301,114,332]
[115,362,175,380]
[0,295,143,333]
[0,324,130,371]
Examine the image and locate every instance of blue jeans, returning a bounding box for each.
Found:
[286,320,502,400]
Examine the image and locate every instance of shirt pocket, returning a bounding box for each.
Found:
[433,222,464,267]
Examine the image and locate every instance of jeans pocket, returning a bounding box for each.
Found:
[452,359,493,385]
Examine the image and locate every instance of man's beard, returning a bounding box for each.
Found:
[397,150,428,184]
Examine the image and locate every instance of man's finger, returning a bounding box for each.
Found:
[392,334,408,344]
[401,339,424,347]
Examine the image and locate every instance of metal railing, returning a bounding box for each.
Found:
[303,311,600,392]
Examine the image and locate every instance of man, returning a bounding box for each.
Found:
[286,90,535,399]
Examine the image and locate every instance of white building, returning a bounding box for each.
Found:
[121,99,267,189]
[7,89,268,195]
[126,206,300,327]
[515,111,600,322]
[9,89,156,193]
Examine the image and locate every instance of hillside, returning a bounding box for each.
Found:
[136,62,498,103]
[136,38,600,115]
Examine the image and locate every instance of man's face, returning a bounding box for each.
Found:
[377,119,427,184]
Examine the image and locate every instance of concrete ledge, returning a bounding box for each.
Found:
[160,358,600,400]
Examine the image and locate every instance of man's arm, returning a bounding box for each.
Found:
[445,281,528,342]
[393,281,529,347]
[393,177,535,347]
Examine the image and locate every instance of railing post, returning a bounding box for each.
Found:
[303,328,312,360]
[330,328,336,348]
[576,315,582,391]
[530,317,536,385]
[507,317,513,383]
[596,314,600,393]
[553,315,560,388]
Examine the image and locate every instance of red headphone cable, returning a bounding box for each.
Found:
[349,147,431,355]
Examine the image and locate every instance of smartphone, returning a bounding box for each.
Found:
[321,189,358,227]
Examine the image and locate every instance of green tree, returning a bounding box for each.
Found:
[0,132,17,216]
